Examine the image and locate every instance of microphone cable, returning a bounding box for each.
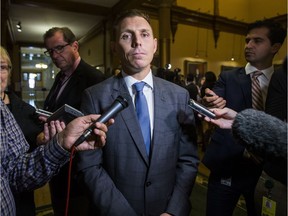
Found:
[65,145,76,216]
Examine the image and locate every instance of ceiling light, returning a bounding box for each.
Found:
[35,63,48,69]
[16,22,21,28]
[16,21,22,32]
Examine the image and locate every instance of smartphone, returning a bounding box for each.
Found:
[36,109,53,117]
[188,99,216,119]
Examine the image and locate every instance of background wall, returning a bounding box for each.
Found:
[79,0,287,77]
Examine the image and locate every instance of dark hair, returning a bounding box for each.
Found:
[200,71,217,98]
[204,71,217,83]
[112,9,151,40]
[247,19,287,45]
[43,27,77,44]
[186,73,194,82]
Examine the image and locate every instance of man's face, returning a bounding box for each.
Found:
[244,27,279,68]
[44,31,78,71]
[113,16,157,77]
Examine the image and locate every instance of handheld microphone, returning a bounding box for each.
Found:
[74,95,129,146]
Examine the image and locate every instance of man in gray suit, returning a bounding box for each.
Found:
[77,9,199,215]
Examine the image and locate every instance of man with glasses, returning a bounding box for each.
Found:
[42,27,105,216]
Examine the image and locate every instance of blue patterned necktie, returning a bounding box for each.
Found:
[134,82,151,155]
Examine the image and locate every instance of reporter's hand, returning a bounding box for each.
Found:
[37,121,66,145]
[38,115,48,122]
[57,114,114,151]
[203,88,226,108]
[204,107,237,129]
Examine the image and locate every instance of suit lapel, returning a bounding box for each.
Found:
[56,68,80,104]
[112,75,150,165]
[238,68,252,108]
[149,77,167,163]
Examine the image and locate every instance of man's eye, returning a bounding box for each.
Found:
[55,46,63,51]
[142,32,150,37]
[121,34,132,40]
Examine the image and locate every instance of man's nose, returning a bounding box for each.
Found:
[132,35,141,48]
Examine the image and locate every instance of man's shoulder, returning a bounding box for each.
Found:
[78,59,94,69]
[221,67,244,74]
[86,75,115,90]
[77,59,105,77]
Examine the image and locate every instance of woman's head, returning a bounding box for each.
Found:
[0,46,12,93]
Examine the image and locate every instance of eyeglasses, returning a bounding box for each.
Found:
[44,43,70,57]
[0,65,11,72]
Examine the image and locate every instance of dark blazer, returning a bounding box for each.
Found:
[202,67,262,176]
[44,59,105,216]
[44,59,105,112]
[7,91,43,151]
[77,74,199,216]
[264,66,287,185]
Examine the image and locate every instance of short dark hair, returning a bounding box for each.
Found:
[43,27,76,44]
[247,19,287,45]
[205,71,217,83]
[186,73,194,82]
[112,9,151,40]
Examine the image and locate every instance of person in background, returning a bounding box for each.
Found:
[0,97,110,216]
[200,71,217,98]
[185,73,199,101]
[42,27,105,216]
[1,45,43,216]
[76,9,199,215]
[202,19,286,216]
[185,73,202,147]
[198,71,217,151]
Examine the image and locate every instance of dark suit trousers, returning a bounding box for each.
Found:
[206,164,262,216]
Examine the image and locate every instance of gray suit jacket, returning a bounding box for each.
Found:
[77,73,199,216]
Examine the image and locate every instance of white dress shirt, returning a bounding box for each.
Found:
[122,70,154,138]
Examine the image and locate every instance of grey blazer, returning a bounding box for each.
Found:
[77,73,199,216]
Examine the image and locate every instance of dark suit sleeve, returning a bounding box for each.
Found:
[164,91,199,215]
[77,90,137,215]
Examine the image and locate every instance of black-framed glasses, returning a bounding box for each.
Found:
[44,43,70,57]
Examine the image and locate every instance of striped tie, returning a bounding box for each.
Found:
[251,71,263,110]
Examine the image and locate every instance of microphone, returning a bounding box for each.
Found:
[74,95,129,146]
[232,109,287,158]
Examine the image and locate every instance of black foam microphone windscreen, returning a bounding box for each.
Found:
[232,109,287,158]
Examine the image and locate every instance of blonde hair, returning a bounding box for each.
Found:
[0,46,12,71]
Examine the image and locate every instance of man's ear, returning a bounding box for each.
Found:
[153,38,158,54]
[271,43,282,54]
[72,41,79,51]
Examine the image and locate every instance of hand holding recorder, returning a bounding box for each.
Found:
[188,99,216,119]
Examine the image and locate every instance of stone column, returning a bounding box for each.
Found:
[157,0,173,68]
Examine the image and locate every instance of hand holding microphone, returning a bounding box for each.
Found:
[73,95,129,146]
[203,107,287,158]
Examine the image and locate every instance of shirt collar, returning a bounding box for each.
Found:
[122,70,153,95]
[245,62,274,80]
[63,56,81,77]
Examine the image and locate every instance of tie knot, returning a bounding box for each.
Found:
[252,71,263,78]
[134,82,146,92]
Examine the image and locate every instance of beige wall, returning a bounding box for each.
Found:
[80,34,104,69]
